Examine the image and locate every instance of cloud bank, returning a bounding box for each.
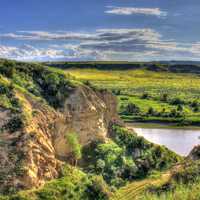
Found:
[0,29,199,61]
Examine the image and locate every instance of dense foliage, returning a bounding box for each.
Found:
[0,60,74,109]
[82,125,180,188]
[0,165,111,200]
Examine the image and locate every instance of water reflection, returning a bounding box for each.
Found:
[132,128,200,156]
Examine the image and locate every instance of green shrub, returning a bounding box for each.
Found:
[0,60,16,78]
[2,166,111,200]
[141,93,149,99]
[125,103,140,115]
[66,133,82,166]
[82,124,180,188]
[86,176,111,200]
[170,98,184,105]
[0,61,75,109]
[160,93,168,102]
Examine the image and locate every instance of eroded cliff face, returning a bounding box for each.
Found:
[0,86,119,193]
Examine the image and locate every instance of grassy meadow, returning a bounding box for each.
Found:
[64,68,200,126]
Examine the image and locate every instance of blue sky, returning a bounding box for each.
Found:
[0,0,200,61]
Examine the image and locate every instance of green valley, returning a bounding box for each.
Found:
[61,65,200,127]
[0,59,200,200]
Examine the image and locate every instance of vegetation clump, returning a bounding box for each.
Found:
[139,160,200,200]
[0,60,75,109]
[0,165,111,200]
[82,124,180,188]
[66,133,82,166]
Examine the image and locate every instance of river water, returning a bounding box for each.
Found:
[130,127,200,156]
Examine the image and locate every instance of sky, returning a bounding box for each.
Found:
[0,0,200,61]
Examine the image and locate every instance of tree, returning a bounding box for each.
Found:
[0,60,16,78]
[147,107,155,115]
[177,105,183,112]
[161,93,168,102]
[96,159,106,172]
[169,109,177,117]
[141,93,149,99]
[170,97,184,105]
[125,103,140,115]
[193,106,199,112]
[66,133,82,166]
[190,100,199,112]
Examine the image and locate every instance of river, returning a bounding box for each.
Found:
[129,126,200,156]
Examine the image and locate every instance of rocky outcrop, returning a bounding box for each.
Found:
[0,86,120,193]
[54,87,119,159]
[188,145,200,160]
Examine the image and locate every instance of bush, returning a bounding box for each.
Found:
[112,89,121,95]
[0,60,16,78]
[193,106,199,112]
[177,105,183,112]
[147,107,155,116]
[82,125,180,188]
[66,133,82,166]
[86,176,111,200]
[160,93,168,102]
[141,93,149,99]
[190,101,199,112]
[169,109,184,118]
[125,103,140,115]
[170,98,184,105]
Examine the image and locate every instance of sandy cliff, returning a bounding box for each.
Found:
[0,85,119,193]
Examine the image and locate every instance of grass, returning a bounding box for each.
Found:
[111,169,171,200]
[65,68,200,126]
[140,181,200,200]
[111,160,200,200]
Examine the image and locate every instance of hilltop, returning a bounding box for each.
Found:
[45,61,200,74]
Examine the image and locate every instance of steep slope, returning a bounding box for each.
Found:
[0,60,119,193]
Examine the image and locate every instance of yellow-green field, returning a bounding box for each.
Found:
[65,68,200,125]
[65,68,200,98]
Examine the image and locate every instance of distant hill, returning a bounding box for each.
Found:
[45,61,200,74]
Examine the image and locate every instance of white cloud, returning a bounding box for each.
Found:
[0,44,67,61]
[0,44,104,61]
[0,29,161,42]
[190,42,200,54]
[0,28,200,61]
[1,31,97,41]
[105,6,167,17]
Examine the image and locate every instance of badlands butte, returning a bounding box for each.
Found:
[0,59,199,200]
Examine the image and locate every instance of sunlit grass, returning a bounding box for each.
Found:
[65,68,200,125]
[66,69,200,100]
